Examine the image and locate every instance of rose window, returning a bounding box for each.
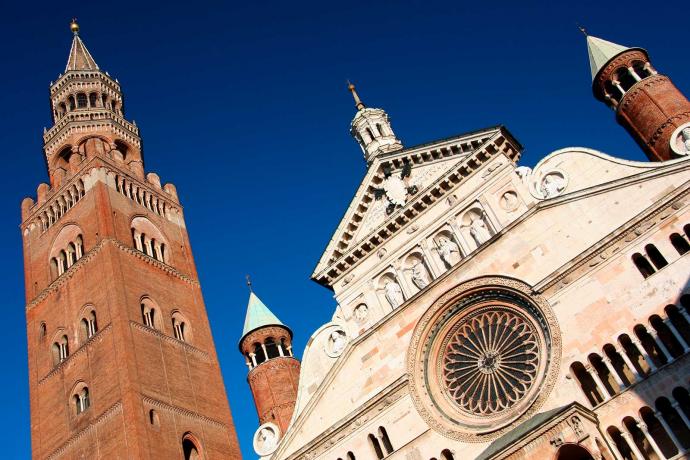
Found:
[441,309,540,416]
[407,279,560,441]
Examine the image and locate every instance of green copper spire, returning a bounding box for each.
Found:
[586,35,631,81]
[241,291,285,338]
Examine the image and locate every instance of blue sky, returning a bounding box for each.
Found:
[1,0,688,457]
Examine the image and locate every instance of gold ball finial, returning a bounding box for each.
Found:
[70,18,80,35]
[347,80,355,92]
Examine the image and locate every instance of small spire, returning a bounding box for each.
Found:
[577,24,588,37]
[70,18,80,36]
[347,80,366,111]
[246,275,253,293]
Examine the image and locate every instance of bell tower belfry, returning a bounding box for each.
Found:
[586,32,690,161]
[21,21,241,459]
[239,284,301,443]
[348,82,403,164]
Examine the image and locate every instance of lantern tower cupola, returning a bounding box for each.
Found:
[586,32,690,161]
[45,19,143,189]
[348,82,403,164]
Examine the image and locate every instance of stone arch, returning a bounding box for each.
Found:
[77,304,99,344]
[141,296,163,331]
[171,310,192,343]
[131,216,169,263]
[554,444,595,460]
[50,328,69,365]
[181,432,203,460]
[70,380,90,415]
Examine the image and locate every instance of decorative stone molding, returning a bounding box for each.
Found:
[142,395,227,430]
[313,127,521,287]
[406,276,561,442]
[26,238,199,311]
[131,321,210,361]
[282,378,407,460]
[45,401,123,460]
[537,185,689,295]
[38,323,113,385]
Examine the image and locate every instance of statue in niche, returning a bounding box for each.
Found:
[410,260,430,289]
[354,304,368,322]
[383,278,404,308]
[436,236,460,267]
[328,329,347,356]
[468,212,492,247]
[682,127,690,153]
[540,172,566,198]
[254,424,279,456]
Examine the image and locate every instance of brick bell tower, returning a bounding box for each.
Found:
[21,21,241,459]
[586,32,690,161]
[239,284,300,452]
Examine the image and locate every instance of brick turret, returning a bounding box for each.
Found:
[587,34,690,161]
[239,289,301,435]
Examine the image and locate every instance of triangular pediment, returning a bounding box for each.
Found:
[312,126,522,287]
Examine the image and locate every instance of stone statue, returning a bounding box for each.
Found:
[384,279,404,308]
[254,425,278,456]
[328,330,347,356]
[437,236,459,266]
[683,127,690,152]
[540,173,565,198]
[354,304,368,322]
[515,166,532,184]
[469,213,492,247]
[410,261,429,289]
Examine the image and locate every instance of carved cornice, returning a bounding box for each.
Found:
[130,321,210,360]
[142,395,227,430]
[279,378,408,460]
[536,183,689,295]
[26,238,199,311]
[38,324,113,385]
[248,356,300,383]
[314,129,520,287]
[45,401,123,460]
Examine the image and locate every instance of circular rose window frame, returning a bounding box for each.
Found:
[407,276,561,442]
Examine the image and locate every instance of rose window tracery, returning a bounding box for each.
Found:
[407,278,561,442]
[441,309,540,416]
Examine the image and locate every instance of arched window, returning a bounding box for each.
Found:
[253,343,266,365]
[347,452,355,460]
[376,123,385,136]
[141,299,161,330]
[265,338,280,359]
[555,444,594,460]
[182,434,202,460]
[570,361,604,406]
[39,322,47,340]
[645,244,668,270]
[68,95,76,111]
[670,233,690,255]
[366,127,375,141]
[607,426,635,460]
[655,397,690,452]
[74,386,90,415]
[649,315,683,359]
[88,93,98,107]
[440,449,454,460]
[618,333,651,377]
[131,217,169,264]
[632,253,655,278]
[615,68,636,91]
[603,343,634,387]
[80,310,98,340]
[640,406,678,458]
[173,317,186,342]
[52,335,70,364]
[379,427,393,455]
[588,353,618,397]
[368,434,384,460]
[76,93,88,108]
[101,94,108,109]
[634,324,668,367]
[149,409,160,427]
[632,60,649,79]
[59,102,67,116]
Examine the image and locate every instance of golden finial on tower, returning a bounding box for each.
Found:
[347,80,366,111]
[70,18,80,35]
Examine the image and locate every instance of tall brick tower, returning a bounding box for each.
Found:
[21,21,241,459]
[586,33,690,161]
[239,287,300,454]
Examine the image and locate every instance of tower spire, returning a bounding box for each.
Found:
[65,19,99,72]
[348,80,366,111]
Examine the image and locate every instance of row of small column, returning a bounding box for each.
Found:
[245,341,294,370]
[132,230,166,263]
[607,392,690,460]
[39,180,86,232]
[574,305,690,406]
[116,175,169,219]
[605,63,657,106]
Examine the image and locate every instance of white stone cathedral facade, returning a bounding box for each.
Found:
[245,35,690,460]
